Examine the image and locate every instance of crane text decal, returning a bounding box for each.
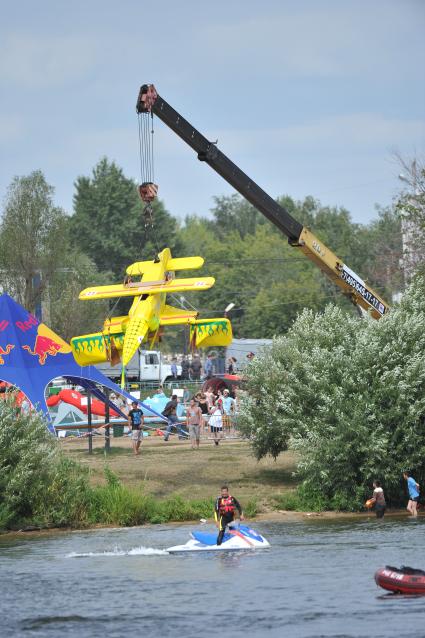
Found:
[340,266,386,316]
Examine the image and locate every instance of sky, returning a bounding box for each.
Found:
[1,0,424,225]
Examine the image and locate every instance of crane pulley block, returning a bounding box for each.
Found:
[137,84,158,113]
[138,182,158,203]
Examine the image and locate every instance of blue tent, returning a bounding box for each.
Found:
[0,294,167,433]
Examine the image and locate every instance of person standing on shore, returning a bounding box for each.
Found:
[214,485,244,545]
[128,401,144,456]
[403,471,420,517]
[209,401,223,446]
[370,480,386,518]
[187,398,202,449]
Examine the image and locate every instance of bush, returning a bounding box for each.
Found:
[239,275,425,511]
[0,405,252,530]
[0,402,93,529]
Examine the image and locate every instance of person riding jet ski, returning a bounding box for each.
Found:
[214,485,244,545]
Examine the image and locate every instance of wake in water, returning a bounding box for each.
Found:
[66,546,169,558]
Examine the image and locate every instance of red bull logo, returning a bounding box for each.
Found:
[0,344,14,364]
[22,324,72,365]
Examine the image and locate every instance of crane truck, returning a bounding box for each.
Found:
[135,84,388,320]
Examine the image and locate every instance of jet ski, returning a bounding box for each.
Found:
[167,524,270,553]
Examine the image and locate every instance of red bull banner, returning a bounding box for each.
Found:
[0,293,167,433]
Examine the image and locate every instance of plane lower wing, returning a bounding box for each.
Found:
[159,305,199,326]
[190,318,233,348]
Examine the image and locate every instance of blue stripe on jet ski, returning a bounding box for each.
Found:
[191,531,231,545]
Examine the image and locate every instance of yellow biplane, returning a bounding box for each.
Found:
[71,248,232,368]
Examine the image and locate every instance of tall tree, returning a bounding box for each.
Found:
[71,157,179,277]
[0,171,68,313]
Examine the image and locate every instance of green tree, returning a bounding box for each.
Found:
[238,275,425,510]
[210,194,266,239]
[0,170,68,313]
[71,157,179,277]
[48,251,111,341]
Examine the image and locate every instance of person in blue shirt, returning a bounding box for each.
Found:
[403,471,420,517]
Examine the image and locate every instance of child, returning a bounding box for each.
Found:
[370,480,386,518]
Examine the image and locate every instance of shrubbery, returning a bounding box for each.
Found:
[0,402,92,529]
[239,275,425,511]
[0,403,215,531]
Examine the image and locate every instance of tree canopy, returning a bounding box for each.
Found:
[238,274,425,510]
[177,194,402,338]
[71,157,180,278]
[0,170,68,312]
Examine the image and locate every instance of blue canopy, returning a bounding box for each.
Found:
[0,294,167,433]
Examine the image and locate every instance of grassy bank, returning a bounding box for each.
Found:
[61,436,299,522]
[1,399,300,532]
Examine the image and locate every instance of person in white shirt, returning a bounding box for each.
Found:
[209,402,223,446]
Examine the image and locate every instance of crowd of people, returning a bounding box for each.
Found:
[123,384,238,454]
[161,386,238,450]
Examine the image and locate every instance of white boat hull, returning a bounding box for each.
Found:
[167,526,270,553]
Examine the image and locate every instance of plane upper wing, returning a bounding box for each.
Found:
[126,256,204,276]
[79,277,215,300]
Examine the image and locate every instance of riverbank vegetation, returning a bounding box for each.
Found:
[239,275,425,511]
[0,403,270,531]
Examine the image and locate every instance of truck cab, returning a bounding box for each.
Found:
[94,349,180,384]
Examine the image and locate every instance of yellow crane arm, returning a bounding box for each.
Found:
[292,228,388,319]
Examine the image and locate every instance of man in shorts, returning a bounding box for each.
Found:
[128,401,144,455]
[186,398,202,449]
[403,471,420,517]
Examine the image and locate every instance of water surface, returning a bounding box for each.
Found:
[1,517,424,637]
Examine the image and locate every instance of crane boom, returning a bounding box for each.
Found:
[136,84,389,319]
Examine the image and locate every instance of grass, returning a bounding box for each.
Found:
[61,435,299,520]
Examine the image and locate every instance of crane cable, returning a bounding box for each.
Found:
[137,111,158,241]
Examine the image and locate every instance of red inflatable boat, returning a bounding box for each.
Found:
[375,566,425,595]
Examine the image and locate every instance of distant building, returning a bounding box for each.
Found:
[400,216,423,284]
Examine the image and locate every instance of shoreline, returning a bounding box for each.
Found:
[1,508,420,542]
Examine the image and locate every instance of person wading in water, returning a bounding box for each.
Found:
[214,485,244,545]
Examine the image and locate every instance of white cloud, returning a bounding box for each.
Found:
[0,32,103,88]
[208,114,425,157]
[0,113,25,143]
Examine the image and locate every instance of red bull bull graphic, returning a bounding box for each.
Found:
[22,324,72,365]
[0,344,14,364]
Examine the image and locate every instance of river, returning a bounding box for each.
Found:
[1,517,424,637]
